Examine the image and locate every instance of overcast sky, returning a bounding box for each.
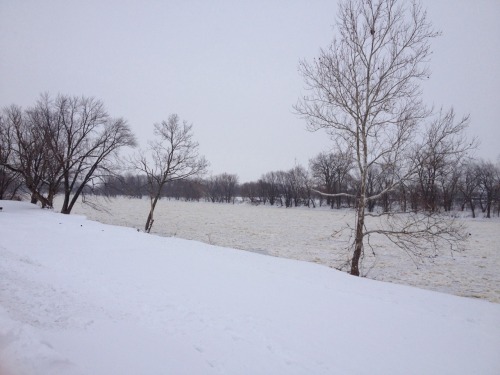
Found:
[1,0,499,182]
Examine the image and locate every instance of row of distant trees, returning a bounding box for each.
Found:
[92,152,500,218]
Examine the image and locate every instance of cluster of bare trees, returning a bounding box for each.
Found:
[0,94,137,213]
[0,97,209,231]
[312,150,500,218]
[460,160,500,218]
[205,173,239,203]
[309,151,354,209]
[241,166,313,207]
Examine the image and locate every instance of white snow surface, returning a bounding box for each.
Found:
[64,197,500,303]
[1,200,500,374]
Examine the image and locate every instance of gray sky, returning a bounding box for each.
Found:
[1,0,499,182]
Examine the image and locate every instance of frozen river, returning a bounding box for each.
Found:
[59,196,500,303]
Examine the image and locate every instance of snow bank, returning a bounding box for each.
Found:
[1,200,499,374]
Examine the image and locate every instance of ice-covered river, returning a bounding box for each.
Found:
[58,196,500,303]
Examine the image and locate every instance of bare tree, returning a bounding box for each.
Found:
[374,161,399,212]
[0,104,59,207]
[25,96,66,207]
[295,0,467,275]
[413,109,473,212]
[259,171,280,206]
[476,160,499,218]
[310,150,353,208]
[1,95,136,212]
[205,175,220,203]
[133,114,208,233]
[206,173,239,203]
[0,112,23,199]
[240,181,260,204]
[459,161,480,218]
[40,95,137,214]
[275,170,293,207]
[286,165,312,207]
[220,173,239,203]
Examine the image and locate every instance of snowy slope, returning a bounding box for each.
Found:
[1,200,499,375]
[63,197,500,303]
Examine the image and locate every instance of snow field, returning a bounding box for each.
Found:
[65,196,500,303]
[1,200,499,374]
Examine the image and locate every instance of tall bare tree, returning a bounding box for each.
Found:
[296,0,466,275]
[40,95,137,214]
[133,114,208,233]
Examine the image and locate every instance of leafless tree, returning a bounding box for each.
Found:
[287,165,313,207]
[274,170,292,207]
[121,173,148,198]
[310,150,353,208]
[295,0,467,276]
[133,114,208,233]
[0,104,60,207]
[413,108,474,212]
[220,173,239,203]
[41,95,137,214]
[205,173,239,203]
[458,161,480,218]
[240,181,260,204]
[259,171,280,206]
[0,112,23,199]
[476,160,499,218]
[204,176,219,203]
[374,161,400,212]
[1,95,136,212]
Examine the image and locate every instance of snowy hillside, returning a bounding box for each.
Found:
[63,197,500,303]
[1,200,499,375]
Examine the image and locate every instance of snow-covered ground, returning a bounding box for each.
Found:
[1,200,499,374]
[63,196,500,303]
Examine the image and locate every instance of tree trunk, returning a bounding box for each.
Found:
[61,176,71,214]
[61,194,71,214]
[469,199,476,218]
[145,211,154,233]
[145,195,160,233]
[30,189,51,208]
[351,197,365,276]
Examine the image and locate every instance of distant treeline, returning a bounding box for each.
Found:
[3,151,499,217]
[92,152,500,218]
